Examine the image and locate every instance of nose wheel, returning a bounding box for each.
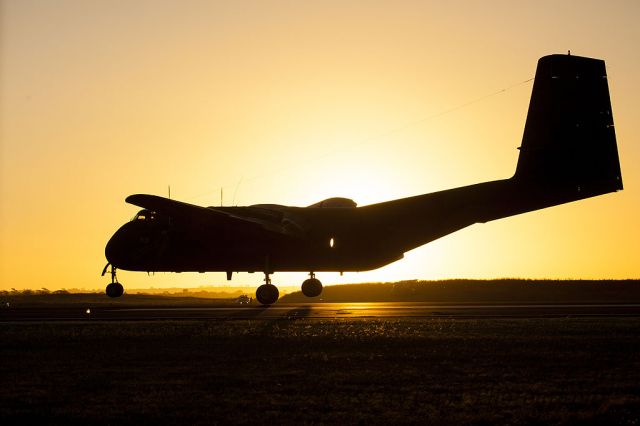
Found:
[106,282,124,298]
[102,263,124,298]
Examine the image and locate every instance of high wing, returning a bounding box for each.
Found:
[126,194,306,238]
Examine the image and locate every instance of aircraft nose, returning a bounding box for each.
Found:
[105,226,130,268]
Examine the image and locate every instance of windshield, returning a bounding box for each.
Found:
[131,209,157,222]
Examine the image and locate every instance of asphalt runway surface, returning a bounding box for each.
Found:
[4,302,640,424]
[4,301,640,321]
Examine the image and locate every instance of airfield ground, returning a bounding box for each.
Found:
[2,314,640,425]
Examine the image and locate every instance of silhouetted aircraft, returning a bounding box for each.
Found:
[103,54,622,304]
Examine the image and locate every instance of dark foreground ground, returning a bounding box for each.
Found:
[2,317,640,425]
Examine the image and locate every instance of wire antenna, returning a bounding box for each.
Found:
[183,75,534,203]
[232,176,243,206]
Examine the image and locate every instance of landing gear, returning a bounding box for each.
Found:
[102,263,124,298]
[256,273,279,305]
[106,282,124,298]
[301,272,323,297]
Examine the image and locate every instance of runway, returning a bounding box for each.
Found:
[4,302,640,321]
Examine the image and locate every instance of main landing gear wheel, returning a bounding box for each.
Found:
[256,284,279,305]
[102,263,124,298]
[256,272,279,305]
[301,275,323,297]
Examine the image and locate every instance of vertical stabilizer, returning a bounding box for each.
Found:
[514,54,623,195]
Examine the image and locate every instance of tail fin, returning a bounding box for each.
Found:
[513,54,623,196]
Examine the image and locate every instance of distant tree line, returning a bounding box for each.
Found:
[4,279,640,302]
[281,279,640,303]
[1,288,72,296]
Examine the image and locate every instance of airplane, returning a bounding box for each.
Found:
[103,53,622,305]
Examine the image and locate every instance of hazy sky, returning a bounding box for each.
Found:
[1,0,639,291]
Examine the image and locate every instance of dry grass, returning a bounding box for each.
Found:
[2,318,640,425]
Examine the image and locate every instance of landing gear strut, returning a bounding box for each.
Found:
[256,273,279,305]
[301,272,323,297]
[102,263,124,298]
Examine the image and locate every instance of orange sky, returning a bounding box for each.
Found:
[1,0,639,291]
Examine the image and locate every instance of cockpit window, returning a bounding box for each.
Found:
[131,209,156,222]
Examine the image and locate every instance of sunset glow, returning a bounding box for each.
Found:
[1,0,639,291]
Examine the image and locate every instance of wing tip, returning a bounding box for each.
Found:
[125,194,159,206]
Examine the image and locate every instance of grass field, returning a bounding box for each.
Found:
[2,317,640,425]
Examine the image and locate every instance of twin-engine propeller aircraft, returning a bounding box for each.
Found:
[103,54,622,304]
